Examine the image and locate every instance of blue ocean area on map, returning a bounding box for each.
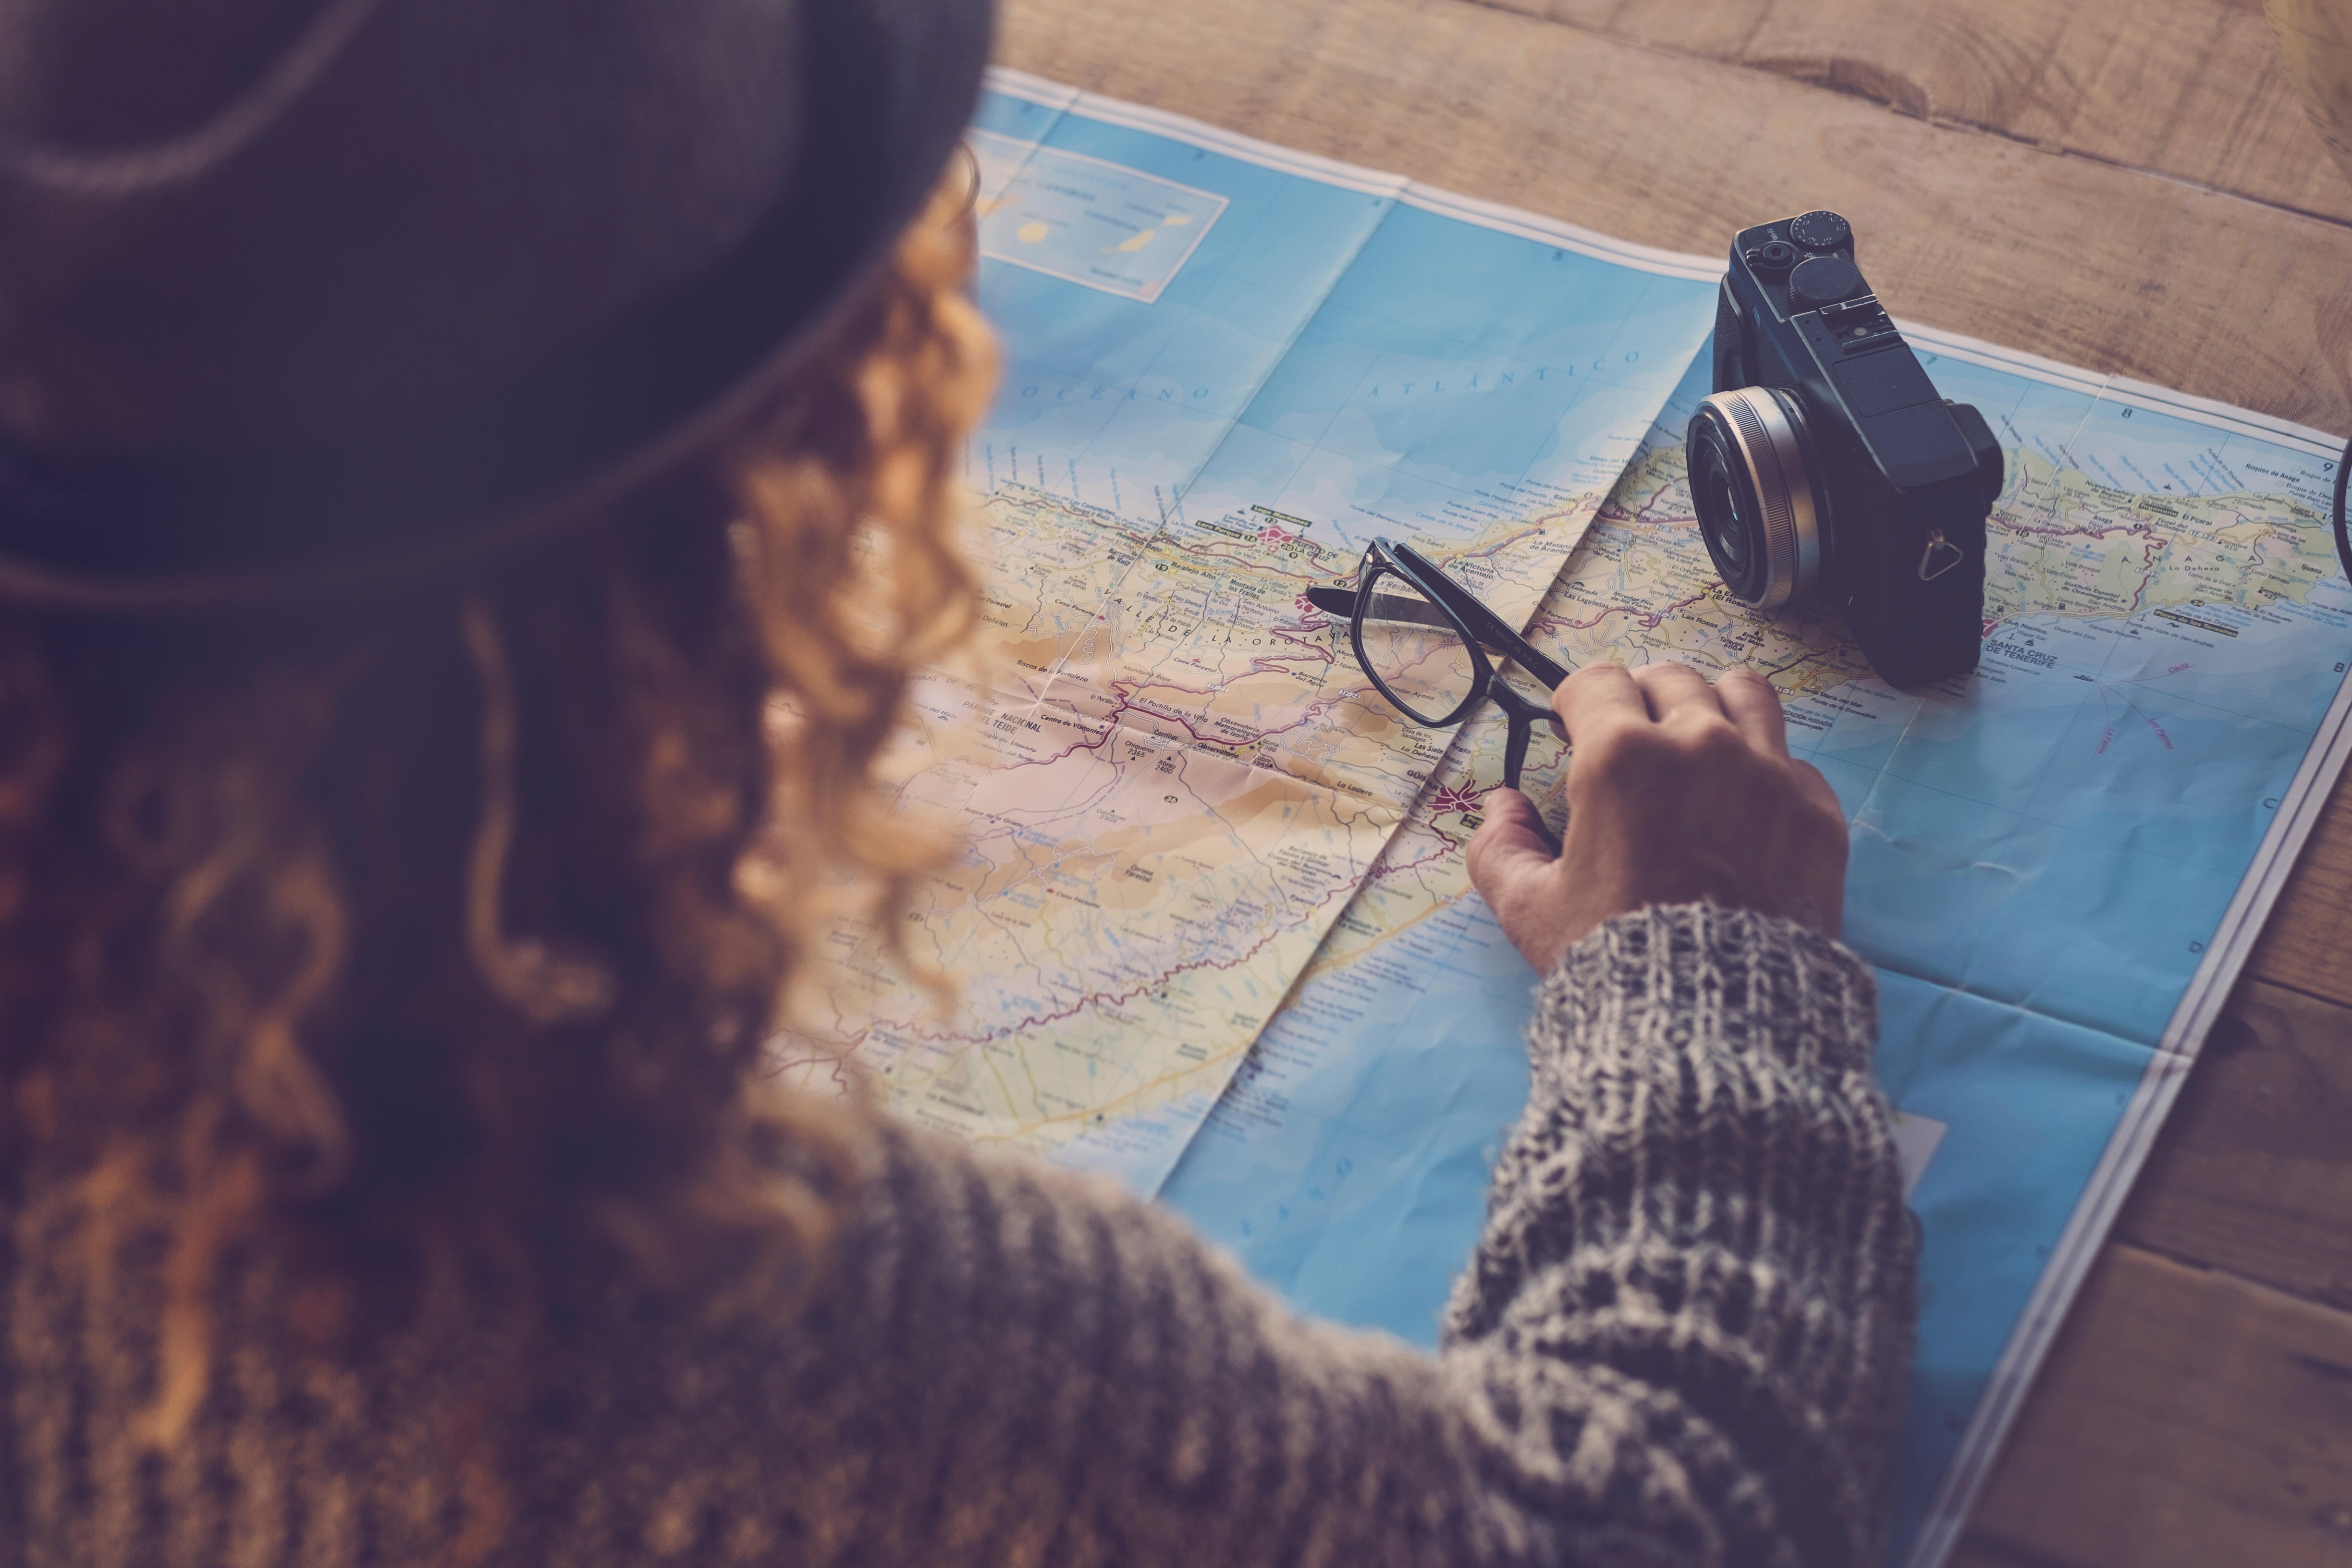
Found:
[968,85,1714,564]
[971,93,1382,506]
[1185,201,1716,554]
[1161,882,1537,1340]
[950,75,2352,1568]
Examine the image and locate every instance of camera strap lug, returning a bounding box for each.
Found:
[1916,529,1965,582]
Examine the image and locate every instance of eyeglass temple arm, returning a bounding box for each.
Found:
[1389,543,1573,690]
[1503,705,1534,785]
[1304,584,1447,627]
[1492,694,1563,854]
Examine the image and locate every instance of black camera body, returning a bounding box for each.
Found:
[1689,211,2004,688]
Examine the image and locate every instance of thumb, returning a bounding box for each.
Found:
[1466,787,1557,900]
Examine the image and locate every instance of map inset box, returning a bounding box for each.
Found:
[972,129,1227,303]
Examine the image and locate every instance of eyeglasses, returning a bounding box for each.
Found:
[1306,537,1568,798]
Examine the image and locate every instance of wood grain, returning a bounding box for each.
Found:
[996,0,2352,437]
[2248,761,2352,1008]
[1967,1245,2352,1568]
[2119,979,2352,1306]
[1477,0,2352,223]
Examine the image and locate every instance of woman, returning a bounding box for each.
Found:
[0,1,1913,1565]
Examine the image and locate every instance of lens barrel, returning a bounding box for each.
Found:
[1687,387,1826,609]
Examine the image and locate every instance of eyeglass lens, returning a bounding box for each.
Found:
[1356,568,1478,723]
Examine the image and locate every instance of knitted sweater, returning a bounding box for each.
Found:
[3,903,1916,1568]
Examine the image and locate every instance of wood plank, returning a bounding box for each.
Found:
[1967,1244,2352,1568]
[1481,0,2352,223]
[2118,979,2352,1306]
[2247,761,2352,1009]
[996,0,2352,437]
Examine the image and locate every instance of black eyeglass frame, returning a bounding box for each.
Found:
[1305,537,1570,793]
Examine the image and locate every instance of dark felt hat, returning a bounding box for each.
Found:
[0,0,992,610]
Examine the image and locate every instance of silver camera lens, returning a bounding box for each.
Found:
[1687,386,1826,609]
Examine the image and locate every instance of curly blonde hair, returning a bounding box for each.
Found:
[0,168,996,1514]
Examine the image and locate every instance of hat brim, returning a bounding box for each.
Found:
[0,0,993,613]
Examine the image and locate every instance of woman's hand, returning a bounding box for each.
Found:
[1467,662,1850,974]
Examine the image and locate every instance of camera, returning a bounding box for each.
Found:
[1688,211,2004,687]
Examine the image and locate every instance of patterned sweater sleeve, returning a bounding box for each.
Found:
[582,903,1915,1568]
[1436,901,1918,1567]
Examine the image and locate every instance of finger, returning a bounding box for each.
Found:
[1629,661,1724,723]
[1550,662,1645,742]
[1467,790,1572,967]
[1466,788,1558,887]
[1715,668,1790,759]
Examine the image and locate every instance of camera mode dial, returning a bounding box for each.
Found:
[1787,210,1851,251]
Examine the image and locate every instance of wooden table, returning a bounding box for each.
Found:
[996,2,2352,1562]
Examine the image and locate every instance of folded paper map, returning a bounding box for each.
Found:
[775,69,2352,1568]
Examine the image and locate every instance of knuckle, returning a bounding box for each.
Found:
[1565,662,1624,691]
[1553,664,1615,718]
[1675,715,1749,765]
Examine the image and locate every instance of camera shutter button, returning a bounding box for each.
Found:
[1789,254,1866,308]
[1788,210,1851,250]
